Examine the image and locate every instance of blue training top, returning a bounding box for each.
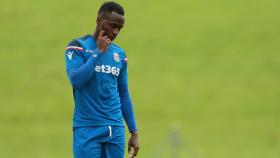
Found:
[65,35,137,132]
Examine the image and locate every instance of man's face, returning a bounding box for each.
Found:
[97,11,125,41]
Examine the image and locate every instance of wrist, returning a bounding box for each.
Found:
[96,46,106,53]
[92,49,102,58]
[130,130,139,136]
[94,48,102,54]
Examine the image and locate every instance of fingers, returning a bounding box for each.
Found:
[98,30,111,42]
[98,30,105,39]
[98,30,111,43]
[128,145,139,158]
[128,144,132,154]
[133,146,139,157]
[96,31,111,52]
[100,34,111,44]
[104,36,111,44]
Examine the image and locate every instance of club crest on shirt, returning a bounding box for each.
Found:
[113,53,120,62]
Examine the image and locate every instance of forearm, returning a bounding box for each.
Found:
[119,84,137,132]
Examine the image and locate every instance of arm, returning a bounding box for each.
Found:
[119,84,137,132]
[65,32,111,89]
[118,59,140,157]
[118,60,137,132]
[65,41,102,89]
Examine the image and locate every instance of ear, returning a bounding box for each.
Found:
[96,16,102,25]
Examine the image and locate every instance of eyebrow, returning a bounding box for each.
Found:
[106,20,124,27]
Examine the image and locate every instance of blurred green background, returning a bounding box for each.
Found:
[1,0,280,157]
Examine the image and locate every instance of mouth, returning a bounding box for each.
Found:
[102,31,116,41]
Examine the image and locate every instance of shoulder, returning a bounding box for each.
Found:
[79,34,92,42]
[66,39,84,52]
[65,35,91,52]
[111,43,126,56]
[111,43,128,64]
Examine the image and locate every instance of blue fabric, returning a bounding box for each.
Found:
[65,35,137,132]
[66,50,101,89]
[73,126,125,158]
[117,58,137,132]
[118,84,137,132]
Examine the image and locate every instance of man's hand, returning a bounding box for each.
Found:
[128,131,140,158]
[96,30,111,52]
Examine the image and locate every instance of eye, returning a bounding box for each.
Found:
[110,24,118,28]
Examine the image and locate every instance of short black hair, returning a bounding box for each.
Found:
[98,1,125,16]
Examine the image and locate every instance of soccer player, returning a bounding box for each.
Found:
[65,2,139,158]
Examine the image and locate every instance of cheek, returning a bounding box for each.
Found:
[104,27,112,33]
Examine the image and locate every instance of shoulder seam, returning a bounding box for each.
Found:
[66,39,84,52]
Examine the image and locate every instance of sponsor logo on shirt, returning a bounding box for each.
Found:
[86,49,94,53]
[95,65,120,76]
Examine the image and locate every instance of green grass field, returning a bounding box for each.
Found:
[1,0,280,157]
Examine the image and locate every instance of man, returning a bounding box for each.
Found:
[65,2,139,158]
